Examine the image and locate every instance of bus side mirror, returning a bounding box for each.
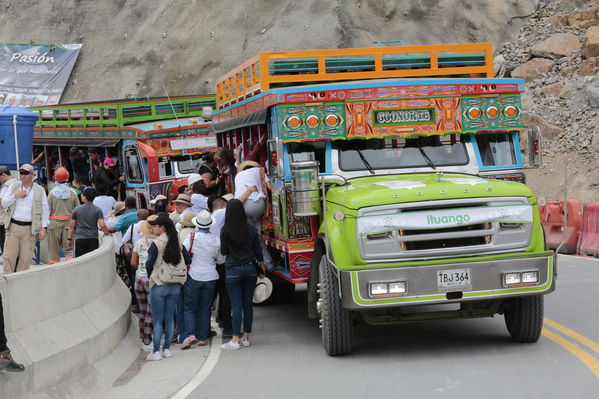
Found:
[527,126,542,168]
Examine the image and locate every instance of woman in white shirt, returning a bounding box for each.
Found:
[234,161,273,268]
[180,210,224,348]
[130,215,158,351]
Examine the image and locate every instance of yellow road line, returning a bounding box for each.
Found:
[545,318,599,356]
[542,329,599,379]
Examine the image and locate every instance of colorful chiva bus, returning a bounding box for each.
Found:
[32,95,217,207]
[213,43,552,355]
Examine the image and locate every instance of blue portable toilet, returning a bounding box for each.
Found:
[0,106,39,167]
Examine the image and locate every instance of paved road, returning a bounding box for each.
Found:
[189,255,599,399]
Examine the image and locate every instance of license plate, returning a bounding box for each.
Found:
[437,268,471,292]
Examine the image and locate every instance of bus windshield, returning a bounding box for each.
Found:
[334,135,468,171]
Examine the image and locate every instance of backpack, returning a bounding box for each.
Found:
[157,256,187,284]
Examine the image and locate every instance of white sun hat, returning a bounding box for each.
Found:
[191,209,214,229]
[253,276,273,304]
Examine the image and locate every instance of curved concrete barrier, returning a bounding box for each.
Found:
[0,237,131,398]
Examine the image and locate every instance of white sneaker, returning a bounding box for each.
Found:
[240,338,250,347]
[146,351,162,361]
[163,349,173,358]
[141,342,153,352]
[220,340,240,350]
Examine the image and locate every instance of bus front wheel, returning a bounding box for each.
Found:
[319,256,353,356]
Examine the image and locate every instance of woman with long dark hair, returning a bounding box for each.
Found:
[144,216,190,361]
[220,199,265,350]
[214,147,236,195]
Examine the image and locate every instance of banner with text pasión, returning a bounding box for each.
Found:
[0,43,81,106]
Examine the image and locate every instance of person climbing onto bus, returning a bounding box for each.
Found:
[214,147,237,195]
[234,161,274,269]
[94,158,122,200]
[196,153,220,196]
[48,167,80,263]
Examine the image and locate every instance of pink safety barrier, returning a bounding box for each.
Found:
[577,202,599,257]
[540,199,582,254]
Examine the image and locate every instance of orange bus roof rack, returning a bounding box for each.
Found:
[216,43,494,109]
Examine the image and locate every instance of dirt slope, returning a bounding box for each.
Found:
[0,0,531,101]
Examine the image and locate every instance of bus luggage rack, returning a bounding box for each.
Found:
[31,95,216,128]
[216,43,494,108]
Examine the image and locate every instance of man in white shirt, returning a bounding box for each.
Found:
[1,164,49,273]
[188,174,209,213]
[209,197,227,238]
[0,166,17,254]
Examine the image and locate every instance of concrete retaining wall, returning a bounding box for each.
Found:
[0,237,131,398]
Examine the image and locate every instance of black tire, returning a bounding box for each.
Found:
[307,240,324,320]
[319,256,352,356]
[504,295,544,343]
[272,278,296,304]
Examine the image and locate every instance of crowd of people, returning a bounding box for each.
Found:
[0,142,275,370]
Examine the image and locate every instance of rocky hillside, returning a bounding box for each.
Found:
[496,0,599,202]
[0,0,531,100]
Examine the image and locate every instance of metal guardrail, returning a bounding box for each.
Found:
[216,43,494,108]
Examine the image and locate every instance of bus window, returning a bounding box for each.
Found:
[125,147,144,183]
[173,156,202,175]
[286,141,326,173]
[474,133,517,167]
[158,157,174,178]
[335,136,468,171]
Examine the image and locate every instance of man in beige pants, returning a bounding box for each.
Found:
[0,164,49,274]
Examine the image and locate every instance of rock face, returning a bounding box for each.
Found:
[530,33,581,59]
[550,5,599,28]
[497,0,599,202]
[511,58,554,81]
[541,82,564,97]
[0,0,534,102]
[578,56,599,75]
[583,26,599,58]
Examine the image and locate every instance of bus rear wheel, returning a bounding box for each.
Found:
[319,257,352,356]
[504,295,544,343]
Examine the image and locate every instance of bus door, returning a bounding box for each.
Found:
[122,140,149,208]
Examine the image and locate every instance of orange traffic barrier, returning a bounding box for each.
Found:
[577,203,599,257]
[540,200,582,254]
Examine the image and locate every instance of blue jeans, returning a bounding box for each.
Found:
[225,264,258,337]
[184,278,217,340]
[150,283,180,352]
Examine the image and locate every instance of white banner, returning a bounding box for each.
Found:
[170,136,217,150]
[358,204,533,235]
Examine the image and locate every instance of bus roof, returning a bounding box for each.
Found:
[216,43,494,109]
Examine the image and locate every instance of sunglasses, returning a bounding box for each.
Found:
[19,171,31,175]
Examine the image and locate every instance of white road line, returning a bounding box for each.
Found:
[171,323,222,399]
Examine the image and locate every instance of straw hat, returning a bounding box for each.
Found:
[191,210,214,229]
[149,194,167,205]
[139,215,159,238]
[238,160,260,172]
[253,276,273,304]
[108,201,125,217]
[179,211,197,227]
[172,194,192,206]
